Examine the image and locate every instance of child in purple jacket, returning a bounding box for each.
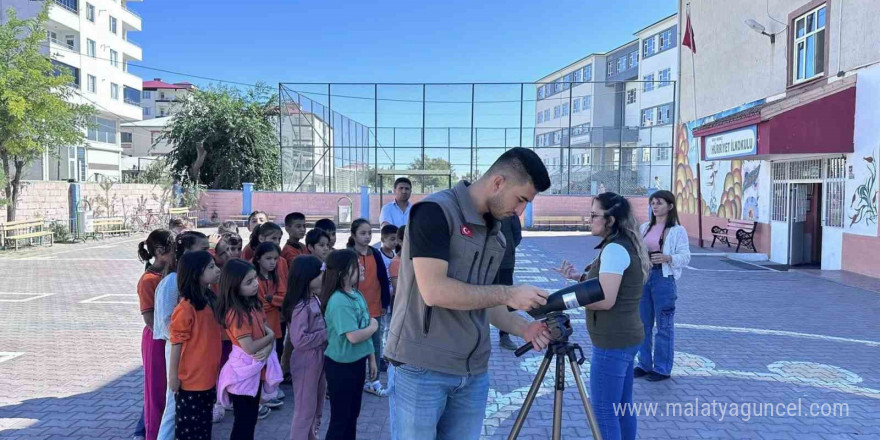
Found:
[281,255,328,440]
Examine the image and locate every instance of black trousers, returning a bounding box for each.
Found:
[324,355,367,440]
[176,387,215,440]
[229,386,262,440]
[496,268,515,338]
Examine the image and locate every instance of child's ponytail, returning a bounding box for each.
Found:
[137,240,152,262]
[138,229,174,270]
[346,236,355,248]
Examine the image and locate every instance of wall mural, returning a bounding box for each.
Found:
[848,152,878,227]
[846,64,880,237]
[674,100,766,220]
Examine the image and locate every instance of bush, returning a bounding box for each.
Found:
[50,220,73,243]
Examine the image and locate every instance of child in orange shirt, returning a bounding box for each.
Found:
[136,229,175,440]
[241,211,269,260]
[346,218,391,397]
[168,251,222,440]
[282,212,308,261]
[215,259,280,440]
[252,241,287,408]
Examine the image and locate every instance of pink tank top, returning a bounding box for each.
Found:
[644,224,664,253]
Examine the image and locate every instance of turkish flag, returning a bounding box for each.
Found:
[682,11,696,53]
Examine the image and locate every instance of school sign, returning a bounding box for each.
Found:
[704,125,757,160]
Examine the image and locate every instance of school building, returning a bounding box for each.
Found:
[676,0,880,278]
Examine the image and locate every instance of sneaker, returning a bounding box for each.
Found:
[257,405,271,420]
[645,372,671,382]
[364,380,388,397]
[276,388,285,400]
[263,398,284,409]
[132,436,146,440]
[499,334,518,351]
[212,403,225,423]
[633,367,649,378]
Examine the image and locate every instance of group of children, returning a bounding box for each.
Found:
[135,209,405,440]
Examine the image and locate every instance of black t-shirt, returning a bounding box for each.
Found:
[408,202,496,262]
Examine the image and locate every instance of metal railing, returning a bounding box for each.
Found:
[48,38,75,51]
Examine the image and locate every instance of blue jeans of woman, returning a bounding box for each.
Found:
[590,344,639,440]
[637,267,677,375]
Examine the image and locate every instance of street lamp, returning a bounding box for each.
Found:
[745,18,776,44]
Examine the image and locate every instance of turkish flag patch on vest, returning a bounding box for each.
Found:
[460,225,473,238]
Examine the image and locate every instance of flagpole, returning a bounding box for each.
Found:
[686,2,705,248]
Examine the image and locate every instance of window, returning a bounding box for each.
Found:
[617,57,626,72]
[537,86,545,100]
[47,30,57,43]
[642,147,652,162]
[88,116,116,143]
[51,60,80,88]
[582,95,591,110]
[659,28,676,50]
[643,36,656,57]
[643,74,654,92]
[629,52,638,69]
[543,109,550,121]
[562,103,569,116]
[563,74,572,90]
[793,5,827,83]
[143,90,152,99]
[65,34,76,49]
[573,69,581,83]
[109,49,118,67]
[553,106,561,118]
[607,59,615,75]
[656,148,670,161]
[583,64,592,82]
[583,153,591,165]
[553,131,562,145]
[86,3,95,22]
[144,107,151,117]
[109,16,117,34]
[626,89,637,104]
[87,39,96,57]
[121,132,133,143]
[573,99,580,113]
[641,108,654,126]
[659,68,671,87]
[124,86,141,105]
[555,80,563,93]
[110,83,119,100]
[87,74,96,93]
[537,111,543,123]
[657,104,672,125]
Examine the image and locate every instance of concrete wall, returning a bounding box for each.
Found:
[2,181,166,223]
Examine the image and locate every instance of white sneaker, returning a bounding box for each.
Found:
[364,380,388,397]
[212,403,225,423]
[276,388,285,400]
[257,404,271,420]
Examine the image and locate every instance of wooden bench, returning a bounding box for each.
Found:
[92,217,130,238]
[306,214,336,227]
[0,218,53,250]
[711,219,757,252]
[169,207,198,227]
[227,214,276,227]
[532,215,592,231]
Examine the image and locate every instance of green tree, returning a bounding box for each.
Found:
[163,84,280,190]
[0,5,94,221]
[408,156,456,192]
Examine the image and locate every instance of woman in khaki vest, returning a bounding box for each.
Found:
[557,192,651,440]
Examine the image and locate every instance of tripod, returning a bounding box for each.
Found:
[508,313,603,440]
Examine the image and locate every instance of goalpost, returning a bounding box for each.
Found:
[377,168,454,208]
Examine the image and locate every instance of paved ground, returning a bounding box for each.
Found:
[1,231,879,439]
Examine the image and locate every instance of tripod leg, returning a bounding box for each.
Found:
[508,350,554,440]
[567,352,603,440]
[552,353,564,440]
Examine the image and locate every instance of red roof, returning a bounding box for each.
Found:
[142,78,194,90]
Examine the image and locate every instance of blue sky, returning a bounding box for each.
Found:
[127,0,677,87]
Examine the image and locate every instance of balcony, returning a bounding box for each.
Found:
[121,38,142,61]
[120,4,142,31]
[53,0,78,14]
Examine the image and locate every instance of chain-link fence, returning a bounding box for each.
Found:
[278,82,675,195]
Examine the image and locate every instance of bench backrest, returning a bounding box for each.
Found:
[0,219,45,232]
[726,219,756,231]
[169,207,190,215]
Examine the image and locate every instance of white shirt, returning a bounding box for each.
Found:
[152,273,178,341]
[379,200,411,227]
[638,223,691,280]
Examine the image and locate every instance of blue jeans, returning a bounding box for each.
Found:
[371,313,387,366]
[637,268,677,375]
[590,345,639,440]
[388,364,489,440]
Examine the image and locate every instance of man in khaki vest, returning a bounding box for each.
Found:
[385,147,553,439]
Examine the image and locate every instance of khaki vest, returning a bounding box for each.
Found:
[385,181,505,376]
[585,239,645,349]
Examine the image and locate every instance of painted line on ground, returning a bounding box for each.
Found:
[78,294,139,305]
[8,258,141,262]
[0,292,56,303]
[566,318,880,347]
[685,265,777,273]
[0,352,24,364]
[5,236,144,260]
